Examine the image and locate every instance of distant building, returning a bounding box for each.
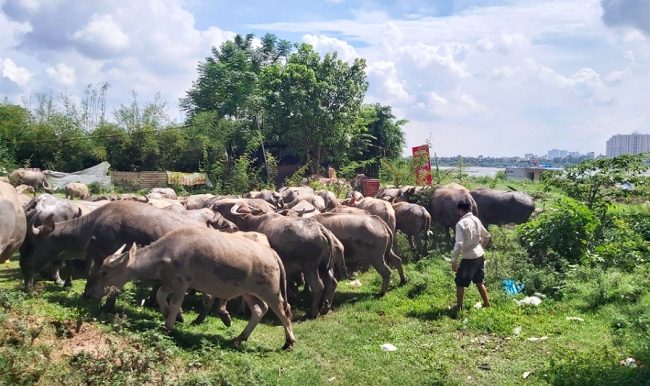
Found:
[568,151,580,158]
[505,166,562,181]
[524,153,535,160]
[548,149,560,158]
[606,132,650,157]
[586,152,595,159]
[559,150,568,158]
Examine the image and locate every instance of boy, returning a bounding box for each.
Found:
[451,200,491,311]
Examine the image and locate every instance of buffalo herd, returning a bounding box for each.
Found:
[0,174,535,350]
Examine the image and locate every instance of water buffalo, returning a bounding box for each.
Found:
[185,194,215,210]
[285,194,326,212]
[282,200,320,218]
[0,176,9,183]
[279,186,314,204]
[429,183,478,245]
[64,183,90,200]
[344,197,397,247]
[0,181,27,263]
[316,190,338,210]
[21,194,84,286]
[208,198,275,214]
[24,201,202,312]
[8,170,54,194]
[328,206,371,216]
[214,202,338,318]
[313,213,406,296]
[245,190,283,208]
[15,185,36,196]
[392,202,431,256]
[470,188,535,226]
[84,228,296,350]
[164,206,239,231]
[149,187,177,200]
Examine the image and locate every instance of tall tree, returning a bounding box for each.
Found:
[349,104,407,177]
[181,33,291,173]
[260,43,368,174]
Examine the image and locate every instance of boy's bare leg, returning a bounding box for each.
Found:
[476,283,491,308]
[454,286,464,310]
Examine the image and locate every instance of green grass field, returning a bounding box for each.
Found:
[0,226,648,385]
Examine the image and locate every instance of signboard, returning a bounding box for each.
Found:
[166,171,213,187]
[412,145,432,185]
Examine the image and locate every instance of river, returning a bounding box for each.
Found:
[437,166,506,177]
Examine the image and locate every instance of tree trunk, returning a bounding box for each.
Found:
[315,144,322,176]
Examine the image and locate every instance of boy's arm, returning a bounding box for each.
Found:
[452,222,464,263]
[480,223,491,248]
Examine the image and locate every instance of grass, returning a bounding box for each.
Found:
[0,228,648,386]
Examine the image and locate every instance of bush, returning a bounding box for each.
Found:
[87,181,111,195]
[517,198,600,268]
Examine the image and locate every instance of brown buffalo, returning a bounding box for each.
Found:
[84,229,296,350]
[0,181,27,264]
[8,170,54,194]
[64,183,90,200]
[392,202,431,256]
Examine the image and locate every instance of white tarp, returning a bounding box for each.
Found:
[43,162,112,189]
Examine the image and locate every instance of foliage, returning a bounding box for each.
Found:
[261,43,368,174]
[542,154,650,211]
[284,164,309,187]
[517,198,600,268]
[86,181,111,196]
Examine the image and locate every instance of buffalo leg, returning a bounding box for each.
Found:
[262,293,295,350]
[233,294,268,346]
[52,262,65,286]
[192,293,214,325]
[319,268,337,315]
[369,257,392,297]
[413,233,424,257]
[145,284,160,307]
[408,236,417,251]
[63,262,73,288]
[388,250,407,285]
[238,296,247,315]
[303,269,324,319]
[156,285,173,320]
[164,290,187,332]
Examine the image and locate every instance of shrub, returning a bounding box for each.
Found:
[517,198,600,268]
[87,181,111,195]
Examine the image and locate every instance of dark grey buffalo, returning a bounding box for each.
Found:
[24,201,202,312]
[393,202,431,256]
[429,183,478,244]
[316,190,338,211]
[245,190,283,208]
[213,201,338,318]
[279,186,314,205]
[21,194,84,286]
[470,188,535,226]
[8,170,54,194]
[0,181,26,264]
[84,228,296,350]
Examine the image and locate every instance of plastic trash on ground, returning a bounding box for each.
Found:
[515,296,542,306]
[620,358,638,368]
[474,302,483,309]
[347,279,362,287]
[566,316,584,322]
[513,326,522,337]
[503,280,525,295]
[534,292,547,298]
[526,336,548,342]
[381,343,397,352]
[523,371,533,379]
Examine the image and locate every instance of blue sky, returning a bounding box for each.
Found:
[1,0,649,157]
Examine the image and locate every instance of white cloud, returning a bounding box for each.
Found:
[0,57,32,85]
[302,34,358,62]
[70,14,130,58]
[475,33,527,54]
[427,91,487,116]
[603,67,632,84]
[366,61,412,105]
[624,50,636,63]
[45,63,76,86]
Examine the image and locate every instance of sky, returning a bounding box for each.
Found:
[1,0,649,157]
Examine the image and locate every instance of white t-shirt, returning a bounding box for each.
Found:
[452,213,490,263]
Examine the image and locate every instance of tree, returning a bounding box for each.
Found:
[348,104,406,177]
[542,154,649,212]
[181,33,291,175]
[261,43,368,174]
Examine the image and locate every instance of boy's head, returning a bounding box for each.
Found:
[457,200,472,216]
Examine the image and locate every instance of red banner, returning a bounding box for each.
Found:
[412,145,432,185]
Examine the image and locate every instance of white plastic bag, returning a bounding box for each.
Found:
[380,343,397,352]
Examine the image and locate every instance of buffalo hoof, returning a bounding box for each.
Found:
[54,278,65,286]
[232,335,246,347]
[176,313,184,323]
[319,305,331,316]
[282,341,294,351]
[218,312,232,327]
[400,278,408,285]
[375,292,386,299]
[63,281,73,288]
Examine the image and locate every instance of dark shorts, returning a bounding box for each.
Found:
[455,257,485,288]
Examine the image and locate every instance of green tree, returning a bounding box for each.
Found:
[348,103,406,177]
[261,43,368,174]
[542,154,649,212]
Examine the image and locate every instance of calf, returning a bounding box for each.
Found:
[392,202,431,256]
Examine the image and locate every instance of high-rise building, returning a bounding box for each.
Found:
[606,132,650,157]
[548,149,560,158]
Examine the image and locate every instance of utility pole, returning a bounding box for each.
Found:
[256,113,271,183]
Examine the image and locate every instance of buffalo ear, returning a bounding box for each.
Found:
[128,243,137,264]
[42,214,56,235]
